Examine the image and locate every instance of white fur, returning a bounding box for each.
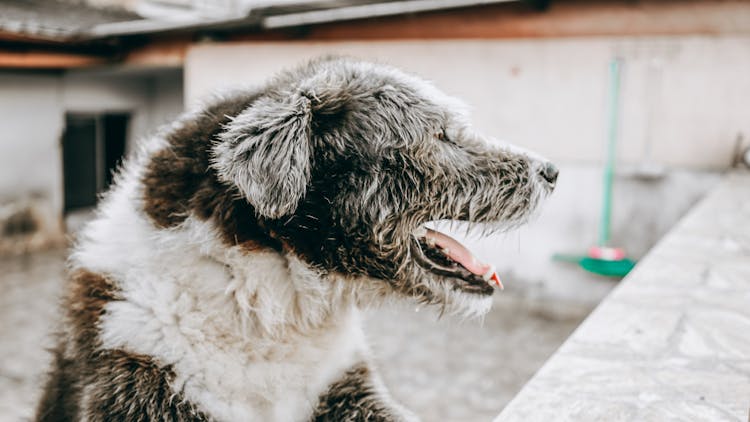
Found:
[72,139,368,422]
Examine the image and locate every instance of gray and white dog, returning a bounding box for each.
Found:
[37,57,557,421]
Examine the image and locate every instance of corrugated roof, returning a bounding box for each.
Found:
[0,0,142,40]
[0,0,520,42]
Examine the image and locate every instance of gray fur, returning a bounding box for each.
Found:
[210,56,556,305]
[214,92,313,219]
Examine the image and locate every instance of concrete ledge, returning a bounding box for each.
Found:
[495,171,750,422]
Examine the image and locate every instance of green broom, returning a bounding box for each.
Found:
[554,58,636,278]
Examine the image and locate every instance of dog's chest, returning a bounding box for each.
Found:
[96,252,364,422]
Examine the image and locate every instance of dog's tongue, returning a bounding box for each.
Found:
[425,228,503,288]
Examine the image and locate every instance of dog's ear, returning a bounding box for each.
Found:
[213,93,312,219]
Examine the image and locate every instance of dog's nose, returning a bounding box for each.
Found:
[538,162,559,185]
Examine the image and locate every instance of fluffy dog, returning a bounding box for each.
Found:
[37,57,557,421]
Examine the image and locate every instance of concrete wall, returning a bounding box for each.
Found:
[0,72,65,252]
[187,38,750,170]
[149,71,185,132]
[185,37,746,306]
[63,69,184,152]
[0,68,184,252]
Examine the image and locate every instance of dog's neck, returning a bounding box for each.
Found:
[72,153,361,338]
[74,186,367,420]
[207,235,359,338]
[82,213,358,339]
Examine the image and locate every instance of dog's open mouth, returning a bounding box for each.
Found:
[412,224,502,296]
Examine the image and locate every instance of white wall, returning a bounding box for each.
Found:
[0,72,65,247]
[0,73,63,206]
[62,69,184,152]
[0,68,184,251]
[187,37,750,170]
[149,71,185,131]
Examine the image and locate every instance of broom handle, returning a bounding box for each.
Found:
[599,58,622,247]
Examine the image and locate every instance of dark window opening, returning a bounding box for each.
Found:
[62,113,129,213]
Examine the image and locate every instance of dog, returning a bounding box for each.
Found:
[36,57,557,421]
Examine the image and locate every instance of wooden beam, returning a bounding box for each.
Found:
[229,0,750,41]
[0,50,108,69]
[122,38,187,67]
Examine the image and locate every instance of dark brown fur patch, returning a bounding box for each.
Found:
[141,93,280,252]
[66,269,119,354]
[37,270,209,421]
[84,350,210,422]
[38,269,118,421]
[312,363,397,422]
[36,346,80,422]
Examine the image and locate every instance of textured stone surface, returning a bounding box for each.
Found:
[496,171,750,422]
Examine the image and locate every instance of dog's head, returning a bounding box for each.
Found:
[212,57,557,315]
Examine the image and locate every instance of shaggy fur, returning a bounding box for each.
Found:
[37,57,556,421]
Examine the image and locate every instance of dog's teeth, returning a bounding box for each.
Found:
[413,226,427,237]
[482,265,495,282]
[483,265,503,289]
[442,247,450,255]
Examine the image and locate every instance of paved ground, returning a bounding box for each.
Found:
[0,250,586,422]
[0,251,65,422]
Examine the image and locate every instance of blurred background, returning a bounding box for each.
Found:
[1,0,749,420]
